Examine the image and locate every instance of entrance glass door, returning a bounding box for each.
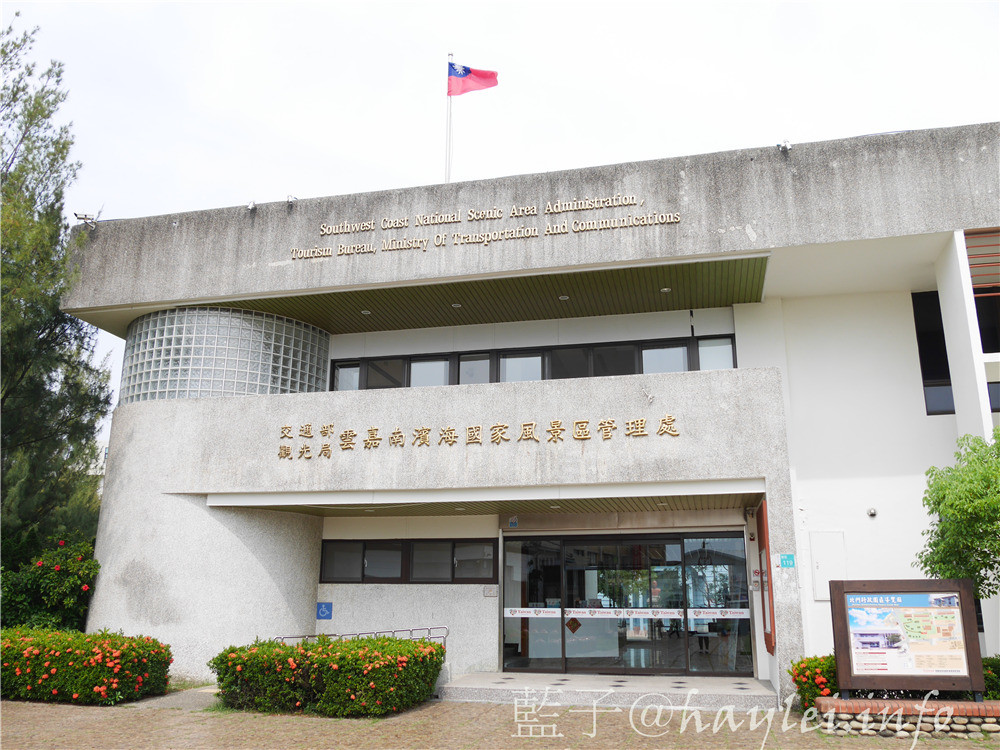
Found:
[502,539,562,670]
[684,536,752,674]
[562,542,630,672]
[502,533,752,676]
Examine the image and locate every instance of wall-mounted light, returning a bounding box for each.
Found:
[74,212,96,229]
[247,201,256,211]
[287,195,297,206]
[867,507,878,518]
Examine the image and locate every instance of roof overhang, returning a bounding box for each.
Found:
[70,255,768,337]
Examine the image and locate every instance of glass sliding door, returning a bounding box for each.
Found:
[502,533,753,676]
[647,541,687,671]
[561,541,689,674]
[563,542,626,672]
[503,539,562,671]
[684,536,752,674]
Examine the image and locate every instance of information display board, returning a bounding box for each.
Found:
[829,579,984,695]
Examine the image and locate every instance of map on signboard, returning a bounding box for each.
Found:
[846,592,967,677]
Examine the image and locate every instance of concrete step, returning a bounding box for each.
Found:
[438,672,778,712]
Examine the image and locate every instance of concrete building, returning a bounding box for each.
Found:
[65,123,999,701]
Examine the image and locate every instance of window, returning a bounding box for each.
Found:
[593,344,636,377]
[642,345,687,373]
[912,292,954,415]
[458,353,490,384]
[411,541,452,581]
[363,542,403,582]
[320,539,498,584]
[500,353,542,382]
[454,542,495,580]
[333,363,360,391]
[410,359,449,388]
[367,358,406,389]
[330,336,736,392]
[320,541,363,582]
[549,347,590,380]
[698,338,735,370]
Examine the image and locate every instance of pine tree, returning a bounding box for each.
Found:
[1,16,112,568]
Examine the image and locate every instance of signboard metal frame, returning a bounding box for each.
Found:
[829,579,984,697]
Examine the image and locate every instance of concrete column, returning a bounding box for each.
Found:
[934,231,991,439]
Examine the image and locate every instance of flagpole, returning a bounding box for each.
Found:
[446,53,453,184]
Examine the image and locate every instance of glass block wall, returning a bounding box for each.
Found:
[120,307,329,404]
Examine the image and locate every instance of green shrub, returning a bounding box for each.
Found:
[1,627,172,705]
[0,539,99,630]
[209,635,445,717]
[789,654,837,709]
[790,654,1000,707]
[984,656,1000,700]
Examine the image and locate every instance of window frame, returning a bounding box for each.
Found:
[320,538,499,584]
[329,335,736,392]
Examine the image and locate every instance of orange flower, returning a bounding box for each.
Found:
[236,665,242,671]
[821,688,831,696]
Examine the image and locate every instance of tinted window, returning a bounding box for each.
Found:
[593,344,636,377]
[923,384,955,415]
[411,542,452,581]
[975,290,999,354]
[912,292,951,382]
[367,358,406,389]
[321,541,363,582]
[365,542,403,581]
[549,347,589,379]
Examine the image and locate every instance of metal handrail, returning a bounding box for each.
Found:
[275,625,448,647]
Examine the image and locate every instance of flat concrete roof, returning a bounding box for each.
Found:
[64,123,1000,337]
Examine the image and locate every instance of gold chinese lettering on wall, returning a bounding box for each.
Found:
[276,414,680,460]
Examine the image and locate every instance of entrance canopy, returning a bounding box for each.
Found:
[205,479,766,517]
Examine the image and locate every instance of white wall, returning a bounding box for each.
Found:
[318,515,501,681]
[737,292,962,656]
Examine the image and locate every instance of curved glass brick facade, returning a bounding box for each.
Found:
[120,307,329,404]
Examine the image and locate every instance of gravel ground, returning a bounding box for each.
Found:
[2,691,994,750]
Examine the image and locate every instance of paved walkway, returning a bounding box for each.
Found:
[3,688,995,749]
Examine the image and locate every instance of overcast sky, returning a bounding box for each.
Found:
[5,0,1000,439]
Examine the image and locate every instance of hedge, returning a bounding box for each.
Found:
[790,654,1000,709]
[1,628,172,705]
[209,635,445,717]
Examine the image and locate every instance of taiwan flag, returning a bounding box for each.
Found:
[447,62,498,96]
